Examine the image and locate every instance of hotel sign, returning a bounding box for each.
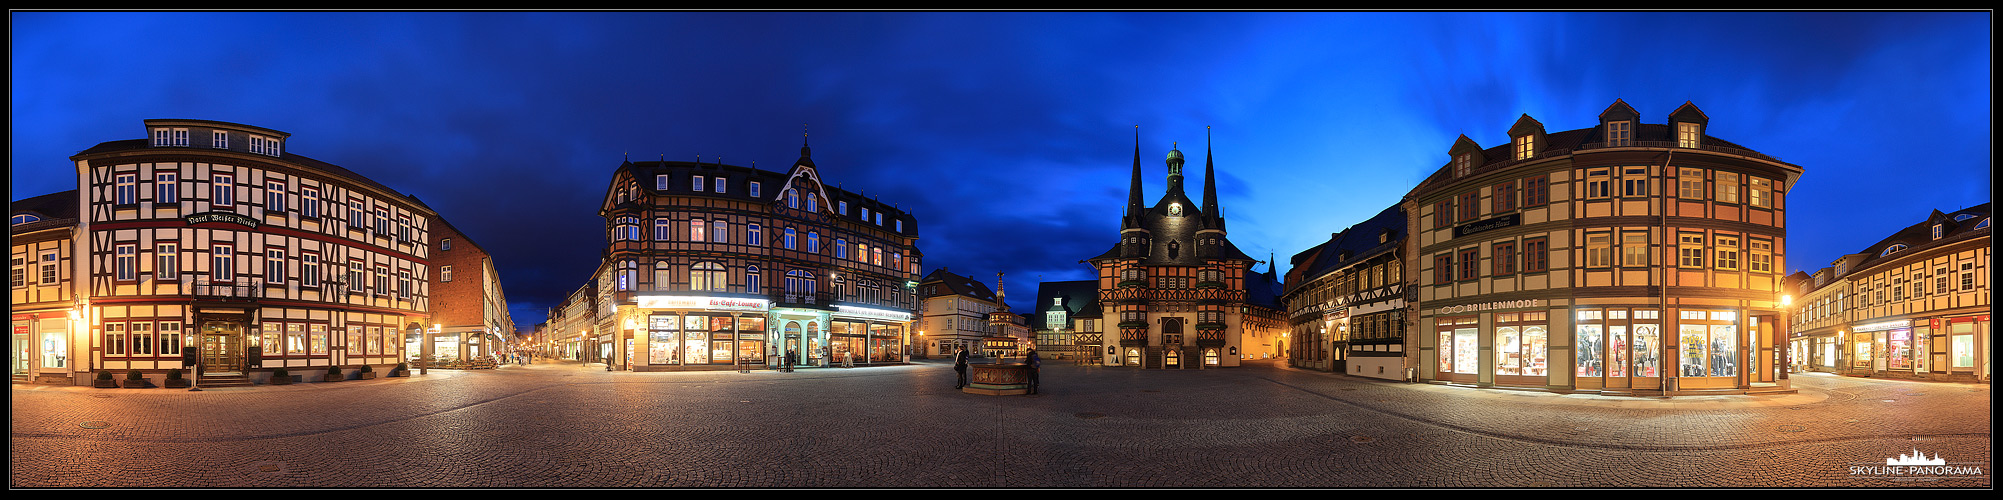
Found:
[1452,213,1519,239]
[184,211,260,229]
[637,295,770,312]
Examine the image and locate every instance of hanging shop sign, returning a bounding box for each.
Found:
[184,211,260,229]
[637,295,770,312]
[1452,213,1519,239]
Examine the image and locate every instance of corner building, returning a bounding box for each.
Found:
[593,139,922,371]
[1085,131,1284,369]
[57,119,430,386]
[1409,100,1802,396]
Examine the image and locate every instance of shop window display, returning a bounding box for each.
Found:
[649,315,679,365]
[1494,312,1548,377]
[685,315,710,364]
[1888,329,1912,370]
[1576,310,1604,378]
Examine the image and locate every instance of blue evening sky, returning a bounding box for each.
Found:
[10,11,1991,328]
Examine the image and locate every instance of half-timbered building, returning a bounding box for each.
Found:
[1084,129,1284,369]
[62,119,432,386]
[584,137,923,371]
[1407,100,1804,396]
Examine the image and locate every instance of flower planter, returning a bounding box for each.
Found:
[359,372,378,380]
[121,379,151,389]
[269,375,292,385]
[94,379,119,388]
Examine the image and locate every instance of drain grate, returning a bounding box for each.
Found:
[77,421,112,429]
[1074,412,1106,419]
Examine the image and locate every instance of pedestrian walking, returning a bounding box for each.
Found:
[1026,349,1041,394]
[785,349,796,372]
[953,348,970,389]
[842,350,855,368]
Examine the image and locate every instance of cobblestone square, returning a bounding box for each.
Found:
[10,358,1990,488]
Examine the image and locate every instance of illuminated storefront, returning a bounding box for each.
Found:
[1409,101,1800,396]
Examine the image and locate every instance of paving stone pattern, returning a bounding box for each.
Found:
[9,359,1990,488]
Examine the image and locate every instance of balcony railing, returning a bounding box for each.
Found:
[192,279,262,300]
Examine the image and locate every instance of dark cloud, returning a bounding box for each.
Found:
[10,12,1990,328]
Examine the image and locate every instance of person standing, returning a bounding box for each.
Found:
[953,347,970,389]
[1025,349,1042,395]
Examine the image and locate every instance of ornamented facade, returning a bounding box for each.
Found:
[1084,129,1284,369]
[577,137,923,371]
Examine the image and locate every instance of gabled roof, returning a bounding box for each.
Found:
[1598,98,1640,122]
[9,189,79,235]
[1293,203,1406,285]
[919,268,996,302]
[1027,280,1102,330]
[1507,114,1546,137]
[1852,202,1992,274]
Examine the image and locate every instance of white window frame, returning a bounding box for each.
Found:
[1607,120,1631,147]
[115,173,138,205]
[156,243,178,282]
[747,223,762,246]
[300,186,320,218]
[212,130,229,149]
[267,181,286,213]
[266,249,286,284]
[749,181,761,198]
[693,175,705,192]
[115,244,137,281]
[213,174,235,207]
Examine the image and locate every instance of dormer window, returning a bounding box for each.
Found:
[1607,120,1631,147]
[1677,122,1702,148]
[212,130,229,149]
[1932,224,1945,240]
[1513,135,1535,160]
[693,175,705,192]
[1976,218,1990,230]
[248,134,281,156]
[1454,154,1472,177]
[1953,214,1976,222]
[10,214,40,226]
[152,128,189,147]
[656,174,668,190]
[749,181,762,198]
[1880,244,1907,257]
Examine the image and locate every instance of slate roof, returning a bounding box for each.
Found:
[1289,203,1406,289]
[1411,120,1785,197]
[71,139,437,216]
[619,155,920,239]
[919,267,996,302]
[9,189,79,234]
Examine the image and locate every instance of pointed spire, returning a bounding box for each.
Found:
[1202,126,1219,223]
[1127,125,1144,219]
